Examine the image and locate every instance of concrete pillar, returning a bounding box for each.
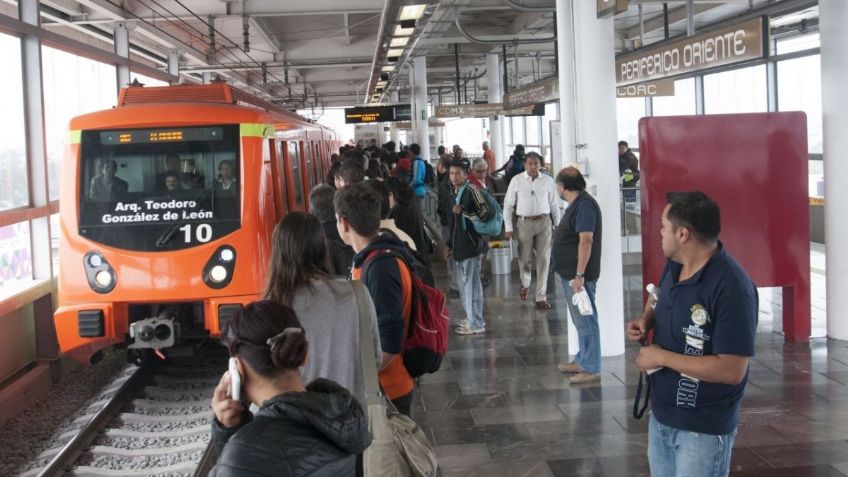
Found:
[167,49,180,84]
[413,56,431,162]
[114,22,130,90]
[390,90,399,144]
[820,0,848,340]
[202,72,214,84]
[487,52,505,167]
[556,0,625,357]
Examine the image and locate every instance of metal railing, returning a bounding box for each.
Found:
[620,185,641,237]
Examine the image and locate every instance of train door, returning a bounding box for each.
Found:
[300,141,314,210]
[313,142,323,185]
[270,138,287,220]
[262,138,278,235]
[285,141,305,212]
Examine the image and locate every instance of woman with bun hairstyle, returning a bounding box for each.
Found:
[209,300,371,476]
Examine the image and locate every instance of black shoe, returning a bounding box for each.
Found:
[481,277,490,288]
[446,288,460,298]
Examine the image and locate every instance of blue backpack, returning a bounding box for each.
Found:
[455,183,503,236]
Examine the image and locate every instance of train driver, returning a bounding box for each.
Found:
[89,159,129,201]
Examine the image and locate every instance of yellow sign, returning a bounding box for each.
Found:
[809,197,824,206]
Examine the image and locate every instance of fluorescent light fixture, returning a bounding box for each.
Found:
[394,24,414,36]
[390,37,409,48]
[382,65,395,72]
[399,4,426,21]
[387,48,404,57]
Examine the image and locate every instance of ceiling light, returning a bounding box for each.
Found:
[387,48,404,57]
[382,65,395,72]
[394,24,414,36]
[390,37,409,48]
[399,4,426,21]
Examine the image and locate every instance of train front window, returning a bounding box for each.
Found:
[78,125,241,251]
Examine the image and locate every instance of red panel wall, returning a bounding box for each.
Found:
[639,112,810,342]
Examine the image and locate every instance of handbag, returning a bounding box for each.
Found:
[352,280,439,477]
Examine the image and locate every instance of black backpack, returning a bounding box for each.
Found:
[419,158,436,187]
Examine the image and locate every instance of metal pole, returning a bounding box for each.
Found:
[502,44,509,93]
[454,43,461,104]
[663,3,670,40]
[687,0,695,36]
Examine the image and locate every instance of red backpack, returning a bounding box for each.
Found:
[362,249,449,378]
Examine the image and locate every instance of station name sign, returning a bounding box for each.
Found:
[344,104,412,124]
[434,103,544,118]
[616,16,768,86]
[616,79,675,98]
[503,76,559,110]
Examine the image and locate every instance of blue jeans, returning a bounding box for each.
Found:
[561,278,600,374]
[648,415,736,477]
[456,255,484,329]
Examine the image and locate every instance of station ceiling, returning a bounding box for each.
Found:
[0,0,819,109]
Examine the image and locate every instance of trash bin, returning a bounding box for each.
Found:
[490,244,512,275]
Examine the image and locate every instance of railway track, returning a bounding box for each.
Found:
[23,354,225,477]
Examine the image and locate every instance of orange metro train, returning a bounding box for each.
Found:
[54,82,341,364]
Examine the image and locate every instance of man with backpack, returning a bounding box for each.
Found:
[446,160,490,335]
[503,152,560,310]
[410,143,436,219]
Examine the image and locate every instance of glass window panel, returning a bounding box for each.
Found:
[778,54,822,154]
[652,78,697,116]
[542,102,557,148]
[130,72,169,87]
[511,117,525,145]
[0,33,29,211]
[0,222,34,300]
[616,97,645,149]
[43,46,118,201]
[776,32,820,55]
[443,118,487,152]
[525,116,540,147]
[704,65,767,114]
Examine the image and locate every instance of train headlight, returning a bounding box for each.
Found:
[203,245,236,289]
[84,251,117,293]
[95,270,113,287]
[209,265,228,283]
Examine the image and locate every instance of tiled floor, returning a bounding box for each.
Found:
[418,248,848,477]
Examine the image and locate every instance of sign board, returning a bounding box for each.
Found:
[616,79,676,98]
[616,16,768,86]
[597,0,628,18]
[503,76,559,110]
[434,103,544,118]
[344,104,412,124]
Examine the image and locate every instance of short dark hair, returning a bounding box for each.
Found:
[437,145,445,155]
[334,182,381,237]
[525,151,544,166]
[618,140,629,147]
[385,141,396,152]
[308,184,336,223]
[555,166,586,192]
[448,159,468,173]
[665,191,721,243]
[341,149,367,168]
[410,143,421,155]
[335,163,365,185]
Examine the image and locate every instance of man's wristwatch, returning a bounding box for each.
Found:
[575,272,585,279]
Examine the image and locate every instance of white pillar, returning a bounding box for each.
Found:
[167,49,180,84]
[413,56,431,162]
[390,90,400,144]
[556,0,625,357]
[487,52,505,167]
[114,22,130,90]
[202,72,214,84]
[820,0,848,340]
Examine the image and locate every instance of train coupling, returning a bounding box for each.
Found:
[128,313,178,350]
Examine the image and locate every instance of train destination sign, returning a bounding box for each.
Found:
[344,104,412,123]
[616,16,767,86]
[616,79,676,98]
[100,127,223,145]
[434,103,544,118]
[503,76,559,110]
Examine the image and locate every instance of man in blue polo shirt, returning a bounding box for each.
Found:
[626,191,757,477]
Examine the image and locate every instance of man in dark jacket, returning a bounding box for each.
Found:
[436,156,459,297]
[446,160,489,335]
[309,185,354,277]
[552,166,603,384]
[618,140,640,201]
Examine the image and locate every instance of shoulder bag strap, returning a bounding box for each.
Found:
[352,280,383,407]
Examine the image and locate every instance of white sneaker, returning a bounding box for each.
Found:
[455,324,485,335]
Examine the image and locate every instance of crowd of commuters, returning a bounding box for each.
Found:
[207,137,752,477]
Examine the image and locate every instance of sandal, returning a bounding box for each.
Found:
[535,300,552,310]
[519,287,529,300]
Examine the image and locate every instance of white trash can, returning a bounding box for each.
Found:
[490,241,513,275]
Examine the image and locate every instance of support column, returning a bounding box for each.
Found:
[413,56,431,162]
[167,49,180,84]
[390,90,399,144]
[202,72,214,84]
[556,0,625,357]
[487,52,505,167]
[820,0,848,339]
[114,22,130,90]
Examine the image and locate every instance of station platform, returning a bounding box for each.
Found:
[421,244,848,477]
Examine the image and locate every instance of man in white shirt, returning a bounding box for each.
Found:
[503,152,560,309]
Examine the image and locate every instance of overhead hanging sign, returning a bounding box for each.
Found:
[616,79,676,98]
[597,0,628,18]
[503,76,559,110]
[434,103,544,118]
[616,16,768,86]
[344,104,411,123]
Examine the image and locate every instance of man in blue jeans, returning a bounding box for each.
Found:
[552,167,603,384]
[627,191,757,477]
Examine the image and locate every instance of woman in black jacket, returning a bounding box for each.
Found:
[210,300,371,477]
[385,177,432,265]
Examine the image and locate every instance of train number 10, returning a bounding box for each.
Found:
[179,223,212,243]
